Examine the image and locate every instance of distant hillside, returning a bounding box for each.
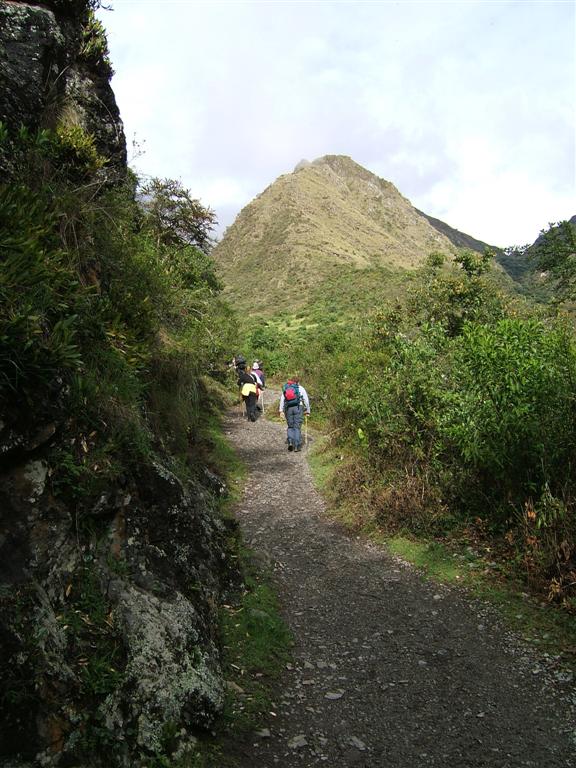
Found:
[214,155,490,316]
[494,215,576,299]
[415,208,495,254]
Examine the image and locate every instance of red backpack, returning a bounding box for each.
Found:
[283,381,301,407]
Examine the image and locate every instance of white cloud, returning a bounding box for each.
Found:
[99,0,576,245]
[196,177,250,209]
[417,149,576,247]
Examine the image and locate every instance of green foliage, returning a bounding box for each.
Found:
[244,323,291,374]
[455,247,493,277]
[531,219,576,302]
[54,123,107,175]
[439,318,576,514]
[1,124,237,502]
[0,184,82,399]
[79,9,114,77]
[407,249,507,336]
[59,564,124,694]
[290,251,576,608]
[140,178,217,253]
[0,122,107,188]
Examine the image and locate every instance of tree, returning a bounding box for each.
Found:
[140,178,217,253]
[532,219,576,301]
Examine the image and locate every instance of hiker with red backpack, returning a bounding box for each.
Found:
[279,376,310,452]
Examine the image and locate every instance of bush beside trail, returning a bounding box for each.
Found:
[271,246,576,612]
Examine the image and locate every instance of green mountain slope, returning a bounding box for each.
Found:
[213,155,491,317]
[415,208,495,254]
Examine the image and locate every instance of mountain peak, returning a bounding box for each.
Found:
[213,156,485,316]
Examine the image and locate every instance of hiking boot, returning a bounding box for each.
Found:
[288,442,294,451]
[294,445,301,452]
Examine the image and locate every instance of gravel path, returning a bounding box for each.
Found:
[224,397,575,767]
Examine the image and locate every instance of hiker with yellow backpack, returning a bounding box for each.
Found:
[279,376,310,451]
[238,365,259,422]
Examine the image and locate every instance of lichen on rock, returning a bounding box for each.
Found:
[102,585,224,754]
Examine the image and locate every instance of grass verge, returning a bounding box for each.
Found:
[219,545,293,732]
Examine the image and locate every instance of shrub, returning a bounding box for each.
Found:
[0,184,82,401]
[439,317,576,517]
[54,123,107,175]
[296,253,576,606]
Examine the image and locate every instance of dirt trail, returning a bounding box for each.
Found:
[224,397,575,767]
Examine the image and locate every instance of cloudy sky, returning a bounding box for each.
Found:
[98,0,575,248]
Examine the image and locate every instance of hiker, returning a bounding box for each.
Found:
[252,361,265,411]
[238,365,258,422]
[232,354,246,373]
[252,361,265,387]
[279,376,310,451]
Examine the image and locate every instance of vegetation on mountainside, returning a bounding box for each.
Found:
[497,221,576,303]
[0,115,239,763]
[242,265,412,374]
[531,219,576,303]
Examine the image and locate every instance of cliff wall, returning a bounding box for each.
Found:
[0,0,126,173]
[0,4,235,765]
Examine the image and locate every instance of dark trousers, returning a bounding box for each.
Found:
[285,404,304,447]
[243,392,257,421]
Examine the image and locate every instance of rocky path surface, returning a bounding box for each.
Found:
[224,399,575,768]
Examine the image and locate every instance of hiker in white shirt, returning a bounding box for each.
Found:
[279,377,310,452]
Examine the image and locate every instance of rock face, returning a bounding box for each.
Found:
[0,3,234,765]
[0,413,233,766]
[0,0,126,170]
